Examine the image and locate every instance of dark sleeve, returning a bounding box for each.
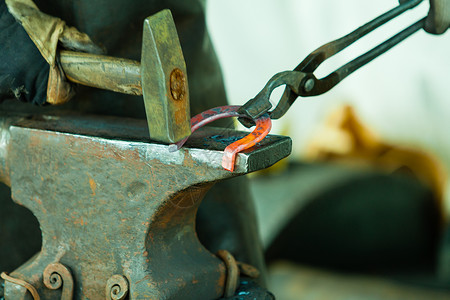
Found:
[0,0,49,105]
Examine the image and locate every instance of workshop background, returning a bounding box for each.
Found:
[207,0,450,299]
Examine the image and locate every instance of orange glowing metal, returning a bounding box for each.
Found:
[222,114,271,171]
[170,105,272,172]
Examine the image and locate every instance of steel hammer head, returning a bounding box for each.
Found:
[141,10,191,143]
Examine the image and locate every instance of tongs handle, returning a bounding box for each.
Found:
[296,0,424,74]
[239,0,426,123]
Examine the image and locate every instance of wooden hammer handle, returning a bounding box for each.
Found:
[59,50,143,96]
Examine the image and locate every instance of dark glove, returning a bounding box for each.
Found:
[0,0,48,105]
[400,0,449,34]
[1,0,104,105]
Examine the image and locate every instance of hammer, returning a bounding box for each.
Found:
[57,9,191,144]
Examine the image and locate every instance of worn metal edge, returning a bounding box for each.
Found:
[8,115,292,174]
[246,137,292,172]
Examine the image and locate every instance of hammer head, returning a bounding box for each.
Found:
[141,10,191,143]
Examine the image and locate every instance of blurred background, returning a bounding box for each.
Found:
[207,0,450,299]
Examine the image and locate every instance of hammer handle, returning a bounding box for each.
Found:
[59,50,143,96]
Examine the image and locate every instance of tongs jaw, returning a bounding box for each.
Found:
[239,0,426,127]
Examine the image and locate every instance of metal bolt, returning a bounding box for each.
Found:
[304,78,315,93]
[169,68,186,101]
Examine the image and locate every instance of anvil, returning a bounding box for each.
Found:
[0,113,291,299]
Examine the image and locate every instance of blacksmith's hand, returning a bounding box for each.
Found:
[0,0,104,106]
[400,0,449,34]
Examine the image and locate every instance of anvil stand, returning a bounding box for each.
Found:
[0,113,291,299]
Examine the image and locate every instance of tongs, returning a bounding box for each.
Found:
[238,0,426,127]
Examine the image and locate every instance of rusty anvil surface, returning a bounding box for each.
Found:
[0,113,291,299]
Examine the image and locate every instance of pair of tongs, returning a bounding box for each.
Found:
[238,0,426,127]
